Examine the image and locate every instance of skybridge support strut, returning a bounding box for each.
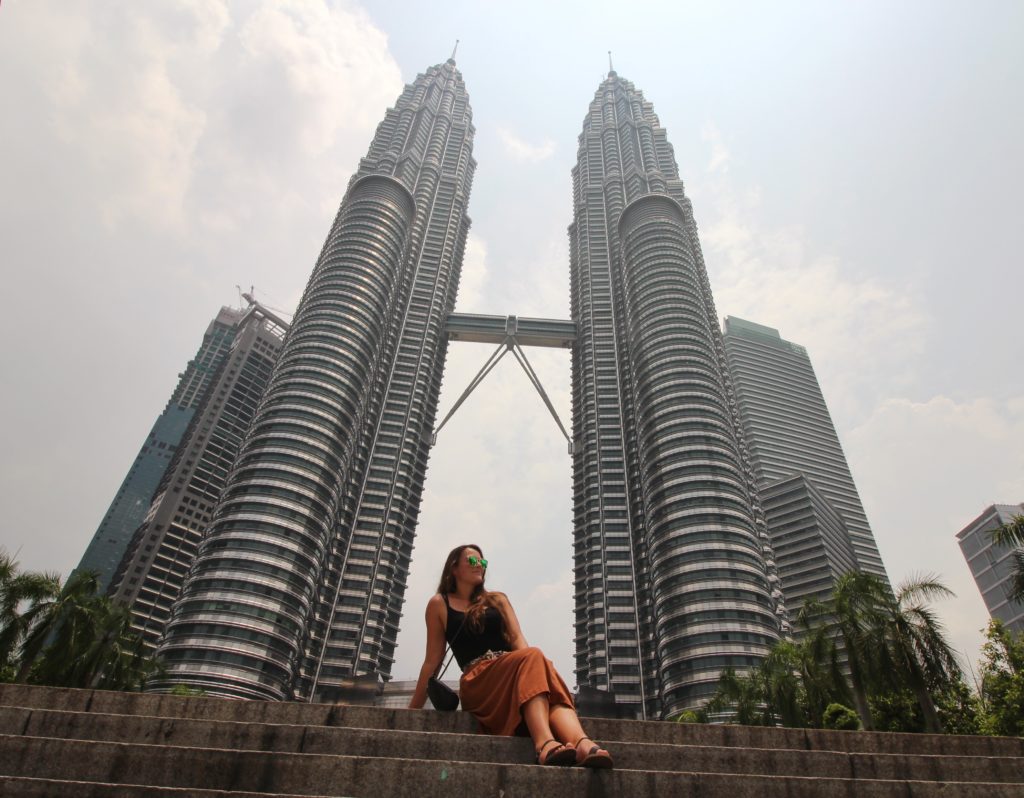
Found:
[431,313,577,454]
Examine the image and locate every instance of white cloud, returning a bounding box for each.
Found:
[497,127,556,163]
[0,0,403,581]
[239,0,400,156]
[37,4,215,230]
[691,129,930,425]
[9,1,403,235]
[701,121,731,173]
[846,395,1024,669]
[497,232,571,319]
[455,234,489,311]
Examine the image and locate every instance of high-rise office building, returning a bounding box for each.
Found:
[154,59,476,700]
[73,309,245,592]
[722,317,889,586]
[958,503,1024,635]
[759,474,860,620]
[569,72,780,718]
[108,302,288,648]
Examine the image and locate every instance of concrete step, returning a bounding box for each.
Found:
[3,735,1024,798]
[3,684,1022,798]
[0,778,332,798]
[3,683,1021,758]
[2,705,1021,784]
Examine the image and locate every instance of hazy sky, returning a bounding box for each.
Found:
[1,0,1022,689]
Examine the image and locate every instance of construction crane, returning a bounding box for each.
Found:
[237,285,294,320]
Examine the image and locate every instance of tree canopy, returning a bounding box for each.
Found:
[1,549,160,690]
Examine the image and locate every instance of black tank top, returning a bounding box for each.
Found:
[443,593,512,669]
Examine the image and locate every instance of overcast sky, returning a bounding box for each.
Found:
[1,0,1022,689]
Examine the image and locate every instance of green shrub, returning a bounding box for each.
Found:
[822,703,860,730]
[169,684,206,697]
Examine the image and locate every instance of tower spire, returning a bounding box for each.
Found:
[450,39,459,62]
[608,51,613,73]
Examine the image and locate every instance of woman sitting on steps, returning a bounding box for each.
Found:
[407,543,614,768]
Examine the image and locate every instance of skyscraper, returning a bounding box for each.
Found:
[958,503,1024,635]
[569,72,780,718]
[722,317,889,584]
[758,474,860,620]
[154,59,476,700]
[73,308,245,593]
[108,302,288,648]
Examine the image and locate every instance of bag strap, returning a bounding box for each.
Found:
[435,593,469,680]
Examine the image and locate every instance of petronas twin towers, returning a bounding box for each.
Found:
[154,58,782,718]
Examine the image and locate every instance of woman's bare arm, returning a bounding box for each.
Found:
[494,592,528,650]
[407,594,448,709]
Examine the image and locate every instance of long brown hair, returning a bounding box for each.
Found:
[437,543,502,634]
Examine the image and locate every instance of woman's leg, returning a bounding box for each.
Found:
[522,692,555,748]
[549,704,586,744]
[549,704,613,766]
[522,693,574,764]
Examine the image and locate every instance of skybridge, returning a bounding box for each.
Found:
[434,313,577,451]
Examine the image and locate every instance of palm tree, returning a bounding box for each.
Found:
[703,667,771,725]
[706,573,961,732]
[17,569,104,682]
[792,603,853,726]
[829,572,890,731]
[879,574,962,733]
[828,571,961,734]
[702,602,861,729]
[76,600,161,690]
[991,514,1024,604]
[0,550,60,671]
[18,569,161,690]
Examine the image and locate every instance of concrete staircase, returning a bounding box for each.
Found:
[1,683,1022,797]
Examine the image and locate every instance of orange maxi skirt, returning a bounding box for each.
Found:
[459,646,574,736]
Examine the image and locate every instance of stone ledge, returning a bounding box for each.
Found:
[3,683,1021,757]
[2,706,1021,783]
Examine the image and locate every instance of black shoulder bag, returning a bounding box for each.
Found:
[427,599,467,711]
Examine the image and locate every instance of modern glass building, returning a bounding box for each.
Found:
[569,71,781,718]
[108,302,287,648]
[722,317,889,584]
[73,308,244,593]
[958,503,1024,635]
[153,59,476,700]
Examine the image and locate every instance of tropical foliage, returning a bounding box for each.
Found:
[976,619,1024,737]
[1,551,60,679]
[822,702,860,730]
[693,570,992,734]
[699,615,852,729]
[1,549,160,690]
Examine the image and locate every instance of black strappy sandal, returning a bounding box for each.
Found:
[536,739,576,766]
[573,736,614,769]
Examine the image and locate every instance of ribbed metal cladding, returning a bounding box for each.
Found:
[154,175,416,699]
[619,195,779,713]
[570,72,779,718]
[295,60,476,697]
[153,60,475,701]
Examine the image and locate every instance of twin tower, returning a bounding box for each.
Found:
[153,59,783,719]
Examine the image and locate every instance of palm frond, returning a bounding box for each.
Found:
[1008,551,1024,605]
[991,514,1024,548]
[896,572,956,605]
